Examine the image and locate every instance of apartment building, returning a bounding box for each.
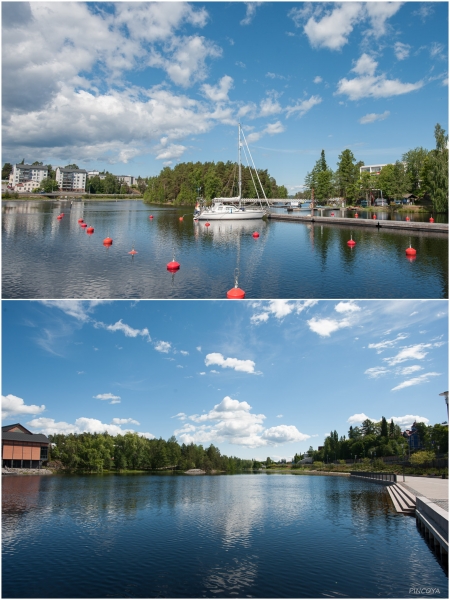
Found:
[9,164,48,189]
[55,167,87,192]
[359,164,387,175]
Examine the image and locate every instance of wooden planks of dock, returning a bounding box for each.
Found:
[267,212,448,234]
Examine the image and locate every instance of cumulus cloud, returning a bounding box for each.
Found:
[205,353,260,374]
[335,301,361,314]
[111,417,140,425]
[394,41,411,60]
[201,75,234,102]
[26,416,154,438]
[155,340,172,353]
[289,3,402,50]
[359,111,390,124]
[250,300,317,324]
[391,372,441,391]
[336,54,423,101]
[307,317,351,337]
[313,76,323,84]
[347,412,379,424]
[180,350,189,356]
[94,319,151,341]
[2,394,46,420]
[347,413,430,429]
[174,396,309,448]
[246,121,285,143]
[93,393,121,404]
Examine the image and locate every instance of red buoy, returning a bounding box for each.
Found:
[406,216,410,222]
[252,231,260,238]
[347,236,356,247]
[179,216,184,221]
[372,214,377,220]
[167,260,180,271]
[227,287,245,299]
[103,237,113,246]
[78,218,84,223]
[149,215,154,219]
[86,226,94,234]
[80,222,87,228]
[205,222,210,227]
[60,213,64,217]
[57,215,63,220]
[405,246,416,257]
[331,212,335,217]
[429,217,434,223]
[129,249,138,255]
[354,213,359,218]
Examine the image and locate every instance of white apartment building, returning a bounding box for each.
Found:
[359,164,387,175]
[9,164,48,189]
[116,175,136,186]
[14,181,38,193]
[55,167,87,192]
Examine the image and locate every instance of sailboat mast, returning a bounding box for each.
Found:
[238,123,242,201]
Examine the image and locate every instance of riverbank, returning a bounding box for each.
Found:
[2,467,52,475]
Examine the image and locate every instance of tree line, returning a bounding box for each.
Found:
[293,418,448,464]
[142,160,288,205]
[301,123,448,212]
[48,431,254,473]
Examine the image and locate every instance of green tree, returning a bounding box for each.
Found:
[378,162,409,201]
[380,416,388,438]
[2,162,13,180]
[335,149,360,202]
[65,163,79,169]
[402,147,428,193]
[410,450,435,466]
[421,123,448,212]
[40,177,59,192]
[32,161,44,166]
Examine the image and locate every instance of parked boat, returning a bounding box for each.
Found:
[195,125,270,221]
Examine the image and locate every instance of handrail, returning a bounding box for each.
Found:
[350,471,396,482]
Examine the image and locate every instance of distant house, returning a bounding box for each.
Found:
[403,422,422,451]
[2,423,50,469]
[9,164,48,190]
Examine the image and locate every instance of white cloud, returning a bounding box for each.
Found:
[394,41,411,60]
[26,416,154,438]
[205,352,260,374]
[180,350,189,356]
[307,317,350,337]
[250,300,317,324]
[359,111,390,124]
[347,412,379,424]
[368,334,408,353]
[398,365,423,376]
[40,300,107,322]
[174,396,309,448]
[196,346,202,352]
[276,414,283,418]
[246,121,285,143]
[302,3,364,51]
[391,372,441,392]
[93,393,121,404]
[111,418,140,425]
[364,367,390,379]
[336,54,423,101]
[240,2,262,26]
[2,394,46,420]
[335,301,361,314]
[313,76,323,84]
[384,343,431,366]
[388,414,430,427]
[95,319,151,341]
[201,75,234,102]
[155,340,172,353]
[285,95,322,119]
[259,96,283,117]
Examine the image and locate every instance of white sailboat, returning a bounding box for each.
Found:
[195,124,270,221]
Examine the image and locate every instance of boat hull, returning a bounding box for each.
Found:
[196,209,266,220]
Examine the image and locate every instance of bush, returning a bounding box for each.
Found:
[410,450,435,466]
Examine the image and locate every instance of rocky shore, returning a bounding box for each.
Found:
[2,467,53,475]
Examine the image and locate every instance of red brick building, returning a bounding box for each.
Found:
[2,423,50,469]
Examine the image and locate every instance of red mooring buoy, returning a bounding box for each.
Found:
[149,215,154,219]
[167,260,180,271]
[354,213,359,218]
[86,226,94,234]
[406,216,410,221]
[129,249,138,255]
[429,217,435,223]
[179,216,184,221]
[405,246,417,257]
[205,222,210,227]
[57,215,63,220]
[372,214,377,220]
[78,218,84,223]
[60,213,64,217]
[252,231,260,238]
[347,236,356,247]
[227,286,245,299]
[331,212,335,217]
[103,237,113,246]
[81,222,87,228]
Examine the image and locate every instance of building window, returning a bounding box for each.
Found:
[40,446,48,460]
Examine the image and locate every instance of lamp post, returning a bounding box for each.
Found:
[439,391,448,418]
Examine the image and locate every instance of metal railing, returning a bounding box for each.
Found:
[350,471,396,482]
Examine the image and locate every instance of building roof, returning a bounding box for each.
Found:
[2,423,49,444]
[15,164,48,170]
[57,167,87,174]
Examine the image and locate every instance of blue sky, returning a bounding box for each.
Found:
[2,2,448,194]
[2,300,448,461]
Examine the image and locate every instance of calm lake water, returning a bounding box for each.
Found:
[2,201,448,299]
[2,473,447,598]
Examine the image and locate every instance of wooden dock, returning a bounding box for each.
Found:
[267,212,448,234]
